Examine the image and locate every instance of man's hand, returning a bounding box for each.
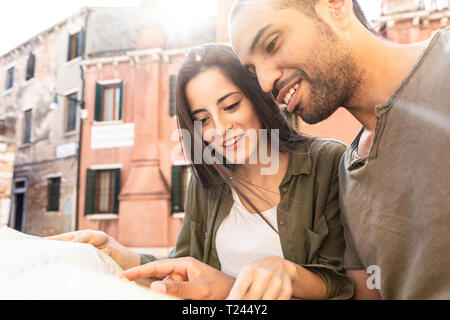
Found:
[227,256,296,300]
[122,257,235,300]
[46,230,140,271]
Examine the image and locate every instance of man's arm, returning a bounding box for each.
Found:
[347,270,381,300]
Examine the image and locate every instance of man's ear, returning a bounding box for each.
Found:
[315,0,353,31]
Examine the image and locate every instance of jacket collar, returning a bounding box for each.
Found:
[285,141,313,177]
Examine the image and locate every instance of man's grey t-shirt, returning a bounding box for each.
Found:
[339,27,450,299]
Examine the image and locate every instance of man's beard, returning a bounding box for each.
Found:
[285,20,362,124]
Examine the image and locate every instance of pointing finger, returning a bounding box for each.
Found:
[123,259,187,281]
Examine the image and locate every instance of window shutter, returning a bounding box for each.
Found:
[113,168,121,214]
[169,75,177,116]
[171,166,182,213]
[24,110,31,144]
[77,28,85,58]
[119,80,124,121]
[47,180,52,211]
[54,178,60,211]
[95,83,102,121]
[26,54,35,80]
[85,169,96,215]
[67,34,73,61]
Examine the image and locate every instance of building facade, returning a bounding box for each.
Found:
[0,10,87,235]
[378,0,450,42]
[76,1,217,254]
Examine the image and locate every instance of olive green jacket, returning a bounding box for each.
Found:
[141,138,354,300]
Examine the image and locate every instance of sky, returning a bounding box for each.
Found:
[0,0,382,56]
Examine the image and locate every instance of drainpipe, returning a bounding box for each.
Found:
[74,8,90,231]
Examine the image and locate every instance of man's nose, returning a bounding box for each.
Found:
[255,63,281,94]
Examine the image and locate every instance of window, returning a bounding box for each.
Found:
[47,177,61,211]
[94,81,124,122]
[65,93,78,132]
[23,109,32,144]
[169,75,177,116]
[67,29,85,61]
[5,67,14,90]
[26,53,35,80]
[85,168,121,215]
[171,165,191,214]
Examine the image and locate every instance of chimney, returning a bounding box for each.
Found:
[136,0,167,49]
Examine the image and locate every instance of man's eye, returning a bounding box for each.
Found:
[224,102,239,111]
[266,36,278,53]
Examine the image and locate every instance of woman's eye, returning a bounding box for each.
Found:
[224,102,239,111]
[266,36,278,53]
[194,117,209,125]
[200,117,210,124]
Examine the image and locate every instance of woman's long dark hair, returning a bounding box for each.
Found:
[176,44,310,232]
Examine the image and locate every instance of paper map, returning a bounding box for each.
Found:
[0,226,176,300]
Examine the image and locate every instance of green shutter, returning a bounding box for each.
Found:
[47,180,52,211]
[171,166,182,213]
[54,178,60,211]
[119,80,124,121]
[169,75,177,116]
[113,168,121,214]
[95,83,102,121]
[85,169,96,215]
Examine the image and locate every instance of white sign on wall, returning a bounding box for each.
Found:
[57,143,77,159]
[91,123,135,150]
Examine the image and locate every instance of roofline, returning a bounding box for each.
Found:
[0,7,89,60]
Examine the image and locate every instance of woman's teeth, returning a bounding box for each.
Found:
[224,136,238,147]
[283,83,300,105]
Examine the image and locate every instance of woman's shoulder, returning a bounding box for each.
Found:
[291,137,348,174]
[308,137,347,156]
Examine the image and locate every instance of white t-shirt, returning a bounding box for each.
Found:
[215,190,284,278]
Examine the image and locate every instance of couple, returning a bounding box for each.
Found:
[50,0,450,300]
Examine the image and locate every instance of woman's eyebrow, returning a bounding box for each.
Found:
[217,92,240,105]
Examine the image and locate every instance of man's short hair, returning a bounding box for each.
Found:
[230,0,375,34]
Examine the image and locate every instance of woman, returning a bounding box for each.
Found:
[49,44,353,300]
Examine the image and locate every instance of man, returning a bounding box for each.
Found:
[124,0,449,299]
[228,0,450,299]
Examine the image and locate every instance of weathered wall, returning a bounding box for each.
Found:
[0,11,86,236]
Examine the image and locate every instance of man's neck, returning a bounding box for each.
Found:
[345,27,430,131]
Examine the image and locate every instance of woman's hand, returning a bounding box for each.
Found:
[227,256,296,300]
[46,230,141,271]
[123,257,235,300]
[227,256,327,300]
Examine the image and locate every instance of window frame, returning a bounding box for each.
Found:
[94,80,124,123]
[25,53,35,81]
[23,109,32,144]
[65,92,78,133]
[85,167,121,216]
[47,177,61,212]
[67,29,85,62]
[5,66,14,90]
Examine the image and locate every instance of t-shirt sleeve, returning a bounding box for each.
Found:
[340,210,364,270]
